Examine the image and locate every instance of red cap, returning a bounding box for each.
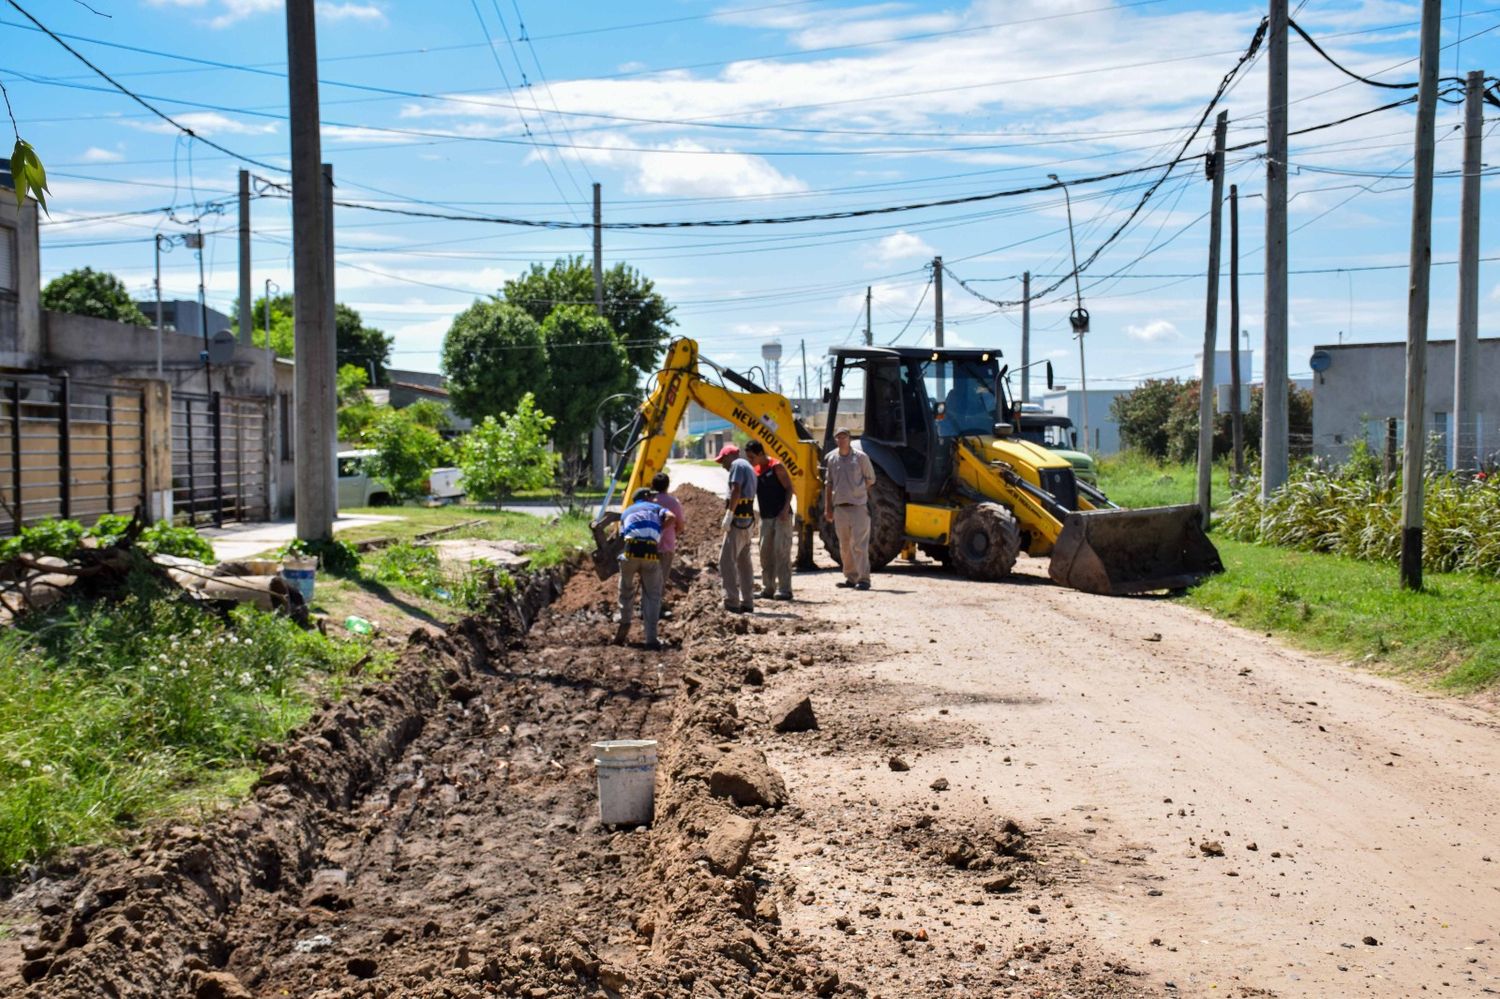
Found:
[715,444,741,461]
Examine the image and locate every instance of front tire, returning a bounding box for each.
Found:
[950,502,1021,581]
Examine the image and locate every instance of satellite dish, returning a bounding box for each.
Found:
[207,328,237,365]
[1308,349,1333,373]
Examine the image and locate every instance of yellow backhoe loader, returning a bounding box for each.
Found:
[592,338,1221,595]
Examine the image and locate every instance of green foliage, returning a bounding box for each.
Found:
[337,399,388,445]
[1112,379,1312,463]
[1188,538,1500,691]
[441,301,547,421]
[336,304,393,385]
[0,519,84,560]
[1094,452,1230,510]
[455,392,558,505]
[245,294,296,357]
[538,304,632,454]
[40,268,149,327]
[336,363,370,405]
[366,543,511,611]
[365,409,450,501]
[9,138,48,211]
[401,399,451,432]
[1218,449,1500,577]
[280,537,361,578]
[0,571,365,871]
[503,255,675,375]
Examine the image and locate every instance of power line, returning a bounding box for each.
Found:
[1,0,284,173]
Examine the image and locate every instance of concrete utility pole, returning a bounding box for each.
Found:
[1262,0,1290,500]
[590,182,605,488]
[323,163,336,365]
[1021,271,1031,404]
[864,286,872,346]
[238,169,252,347]
[1453,69,1484,476]
[1197,111,1229,527]
[1399,0,1443,591]
[933,257,945,397]
[1229,185,1245,482]
[288,0,336,542]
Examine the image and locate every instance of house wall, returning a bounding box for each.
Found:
[0,191,42,369]
[1311,338,1500,466]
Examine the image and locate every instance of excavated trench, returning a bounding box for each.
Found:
[1,485,1156,999]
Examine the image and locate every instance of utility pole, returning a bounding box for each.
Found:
[1453,69,1483,476]
[1399,0,1442,591]
[1229,185,1245,482]
[153,233,167,375]
[238,169,252,347]
[590,182,605,489]
[323,163,336,369]
[933,256,945,397]
[1021,271,1031,404]
[1262,0,1290,499]
[864,286,872,346]
[188,230,210,386]
[1197,111,1228,527]
[800,338,808,407]
[288,0,335,542]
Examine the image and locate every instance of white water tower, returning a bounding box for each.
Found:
[761,339,783,393]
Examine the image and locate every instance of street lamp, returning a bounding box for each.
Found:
[1049,173,1091,454]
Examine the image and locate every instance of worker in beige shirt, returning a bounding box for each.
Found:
[823,427,876,590]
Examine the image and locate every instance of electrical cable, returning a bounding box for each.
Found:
[888,272,933,346]
[1,0,284,172]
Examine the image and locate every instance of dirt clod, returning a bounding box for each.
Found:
[888,755,910,772]
[703,815,758,877]
[1199,840,1226,857]
[772,693,819,733]
[708,745,788,808]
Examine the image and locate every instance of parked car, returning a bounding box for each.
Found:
[337,449,394,508]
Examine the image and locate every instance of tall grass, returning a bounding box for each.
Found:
[1219,445,1500,576]
[0,566,365,873]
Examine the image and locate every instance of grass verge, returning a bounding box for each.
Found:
[1095,452,1232,509]
[1187,538,1500,691]
[0,563,373,874]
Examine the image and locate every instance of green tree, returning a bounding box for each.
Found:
[503,256,675,375]
[401,399,452,432]
[1111,379,1181,460]
[239,293,295,357]
[336,363,369,405]
[441,301,547,422]
[336,304,394,385]
[365,409,450,501]
[41,268,149,326]
[537,304,631,457]
[456,393,558,507]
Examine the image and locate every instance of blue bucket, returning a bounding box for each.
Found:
[280,557,317,602]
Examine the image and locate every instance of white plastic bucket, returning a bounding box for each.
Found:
[592,739,658,827]
[280,556,317,602]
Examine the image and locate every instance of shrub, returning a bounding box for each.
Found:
[281,537,361,578]
[456,392,558,507]
[365,410,450,501]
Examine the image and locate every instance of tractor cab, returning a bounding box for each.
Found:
[823,346,1075,507]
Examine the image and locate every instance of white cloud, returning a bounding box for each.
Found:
[131,111,278,137]
[1126,320,1181,343]
[80,147,124,163]
[192,0,384,29]
[559,136,807,198]
[871,230,935,263]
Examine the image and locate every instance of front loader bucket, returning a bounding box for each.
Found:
[590,511,623,581]
[1048,504,1223,596]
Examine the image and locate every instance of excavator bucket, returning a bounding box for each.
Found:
[590,511,624,581]
[1048,505,1223,596]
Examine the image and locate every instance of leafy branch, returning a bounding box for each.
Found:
[1,77,48,211]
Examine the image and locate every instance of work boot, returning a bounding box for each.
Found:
[612,622,630,645]
[855,581,871,591]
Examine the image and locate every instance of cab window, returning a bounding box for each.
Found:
[337,457,364,477]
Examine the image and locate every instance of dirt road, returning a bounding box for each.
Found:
[757,555,1500,996]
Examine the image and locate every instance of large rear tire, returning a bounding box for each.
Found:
[950,502,1021,581]
[818,466,907,571]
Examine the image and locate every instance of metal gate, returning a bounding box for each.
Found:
[0,374,148,535]
[171,392,269,526]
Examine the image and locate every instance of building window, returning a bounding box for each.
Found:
[0,225,16,295]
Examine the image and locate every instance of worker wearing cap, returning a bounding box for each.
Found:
[715,443,758,612]
[614,487,674,650]
[823,427,876,590]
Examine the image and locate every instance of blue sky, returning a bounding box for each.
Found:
[7,0,1498,397]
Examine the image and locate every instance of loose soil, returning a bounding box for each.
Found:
[6,482,1493,998]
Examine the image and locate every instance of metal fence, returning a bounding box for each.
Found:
[0,374,147,534]
[171,391,269,527]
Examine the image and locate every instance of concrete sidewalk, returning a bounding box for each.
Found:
[202,514,405,562]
